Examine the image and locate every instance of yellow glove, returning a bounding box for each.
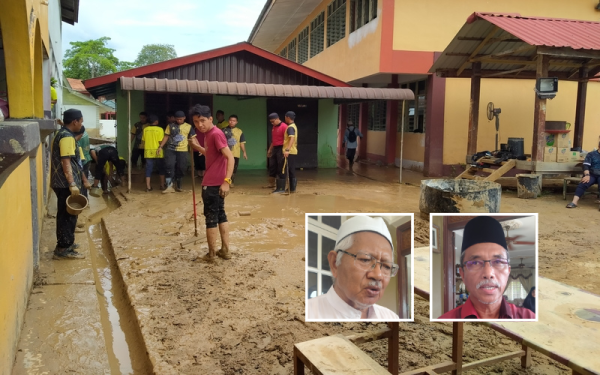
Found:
[69,184,80,196]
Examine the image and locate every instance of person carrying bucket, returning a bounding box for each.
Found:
[50,109,91,260]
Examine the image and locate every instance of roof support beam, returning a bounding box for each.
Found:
[574,65,589,149]
[457,26,499,76]
[470,45,536,63]
[532,54,549,162]
[537,46,600,60]
[467,62,482,157]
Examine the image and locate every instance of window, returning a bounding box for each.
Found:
[368,100,387,131]
[279,47,287,59]
[504,280,529,302]
[399,79,427,133]
[348,103,360,127]
[350,0,377,32]
[287,39,297,62]
[298,27,309,64]
[310,12,325,58]
[327,0,346,47]
[307,215,342,298]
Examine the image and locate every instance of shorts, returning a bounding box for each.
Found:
[202,185,227,229]
[145,158,165,178]
[346,148,356,161]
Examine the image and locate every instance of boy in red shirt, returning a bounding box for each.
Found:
[189,105,235,261]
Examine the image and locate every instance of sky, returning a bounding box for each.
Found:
[62,0,266,62]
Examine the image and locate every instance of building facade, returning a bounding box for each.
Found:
[249,0,600,176]
[0,0,78,371]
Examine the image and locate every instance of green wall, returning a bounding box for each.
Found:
[212,96,268,170]
[317,99,338,168]
[115,84,145,158]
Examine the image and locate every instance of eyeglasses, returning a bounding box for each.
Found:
[462,258,509,271]
[337,249,399,277]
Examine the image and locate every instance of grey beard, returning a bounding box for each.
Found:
[477,296,503,305]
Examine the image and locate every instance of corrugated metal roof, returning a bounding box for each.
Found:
[473,13,600,51]
[119,77,414,101]
[430,12,600,79]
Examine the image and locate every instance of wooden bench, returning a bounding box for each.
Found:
[563,176,599,200]
[294,323,399,375]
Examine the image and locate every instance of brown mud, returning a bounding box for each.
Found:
[96,167,600,374]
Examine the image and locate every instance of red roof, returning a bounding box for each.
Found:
[66,78,88,93]
[85,42,350,89]
[467,12,600,51]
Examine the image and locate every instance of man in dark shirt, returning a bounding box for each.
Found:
[567,144,600,208]
[50,109,91,259]
[130,111,147,168]
[438,216,535,320]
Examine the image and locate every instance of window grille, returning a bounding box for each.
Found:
[298,27,309,64]
[399,79,427,133]
[310,12,325,58]
[327,0,346,47]
[279,47,287,59]
[350,0,377,32]
[287,39,297,62]
[368,100,387,131]
[348,104,360,127]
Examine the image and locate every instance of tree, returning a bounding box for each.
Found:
[64,37,120,80]
[134,44,177,67]
[117,61,137,71]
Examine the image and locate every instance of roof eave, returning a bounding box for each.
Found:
[248,0,273,43]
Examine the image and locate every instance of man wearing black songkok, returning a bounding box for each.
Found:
[438,216,535,320]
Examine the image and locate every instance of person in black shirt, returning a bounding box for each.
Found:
[567,144,600,208]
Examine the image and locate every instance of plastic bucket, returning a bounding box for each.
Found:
[66,194,89,215]
[516,174,542,199]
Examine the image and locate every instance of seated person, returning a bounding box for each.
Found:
[567,143,600,208]
[306,216,400,320]
[438,216,536,320]
[90,144,127,194]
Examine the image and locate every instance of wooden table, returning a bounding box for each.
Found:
[411,247,600,375]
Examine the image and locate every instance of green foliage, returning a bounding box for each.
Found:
[64,37,121,80]
[117,61,137,71]
[134,44,177,67]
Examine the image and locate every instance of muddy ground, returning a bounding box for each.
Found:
[101,168,598,374]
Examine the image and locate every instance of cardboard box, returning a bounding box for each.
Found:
[544,147,557,162]
[556,148,571,163]
[571,152,584,162]
[554,133,572,149]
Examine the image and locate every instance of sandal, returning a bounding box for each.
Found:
[200,253,216,262]
[216,249,232,260]
[146,187,153,192]
[566,202,577,208]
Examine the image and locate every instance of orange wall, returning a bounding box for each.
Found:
[274,0,383,83]
[392,0,600,52]
[443,79,600,165]
[366,130,386,156]
[397,132,425,163]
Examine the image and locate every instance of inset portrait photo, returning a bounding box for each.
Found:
[430,214,538,322]
[305,214,414,322]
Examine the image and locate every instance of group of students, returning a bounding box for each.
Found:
[130,109,247,192]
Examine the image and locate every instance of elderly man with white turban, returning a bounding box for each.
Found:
[306,216,400,320]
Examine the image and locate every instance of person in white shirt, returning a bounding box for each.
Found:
[306,216,400,320]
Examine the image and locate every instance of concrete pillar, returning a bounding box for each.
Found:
[385,100,398,165]
[338,104,348,155]
[358,102,369,160]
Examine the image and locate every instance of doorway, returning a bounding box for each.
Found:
[266,98,318,169]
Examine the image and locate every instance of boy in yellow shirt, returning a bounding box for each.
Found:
[227,115,247,187]
[143,114,166,191]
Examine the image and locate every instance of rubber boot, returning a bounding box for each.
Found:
[175,178,183,192]
[272,179,286,194]
[290,178,297,193]
[349,160,354,170]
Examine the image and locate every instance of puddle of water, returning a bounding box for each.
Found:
[87,196,153,374]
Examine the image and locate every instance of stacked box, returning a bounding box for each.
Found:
[544,147,557,162]
[554,133,572,149]
[556,147,571,163]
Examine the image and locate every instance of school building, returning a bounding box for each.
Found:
[0,0,79,372]
[84,42,412,171]
[248,0,600,176]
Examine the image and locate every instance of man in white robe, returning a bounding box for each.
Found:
[306,216,400,320]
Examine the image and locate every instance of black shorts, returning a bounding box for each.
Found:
[202,186,227,229]
[346,148,356,161]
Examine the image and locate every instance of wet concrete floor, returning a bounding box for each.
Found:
[12,193,152,374]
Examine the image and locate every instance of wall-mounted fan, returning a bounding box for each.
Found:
[487,102,502,151]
